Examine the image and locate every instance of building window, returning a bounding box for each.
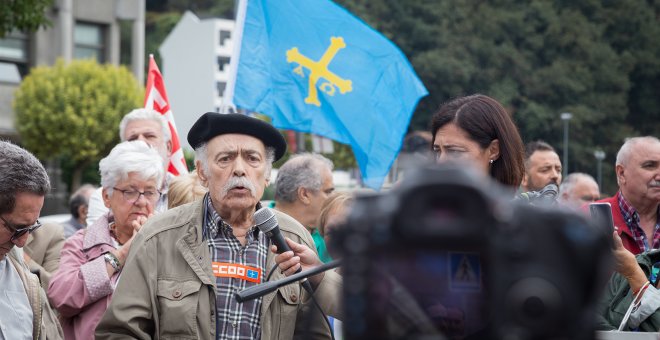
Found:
[74,22,105,62]
[217,56,230,72]
[0,31,29,77]
[216,81,226,98]
[219,30,231,47]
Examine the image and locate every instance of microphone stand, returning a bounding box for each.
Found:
[235,259,341,303]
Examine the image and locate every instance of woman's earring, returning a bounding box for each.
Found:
[489,159,494,164]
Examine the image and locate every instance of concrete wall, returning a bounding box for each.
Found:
[160,12,235,149]
[0,83,18,135]
[0,0,144,214]
[0,0,143,140]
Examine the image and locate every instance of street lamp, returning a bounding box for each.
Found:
[594,150,606,189]
[560,112,573,178]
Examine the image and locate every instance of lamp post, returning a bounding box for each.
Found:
[594,150,606,189]
[560,112,573,178]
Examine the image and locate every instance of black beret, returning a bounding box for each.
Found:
[187,112,287,161]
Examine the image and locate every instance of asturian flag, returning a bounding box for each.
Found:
[232,0,428,189]
[144,55,188,176]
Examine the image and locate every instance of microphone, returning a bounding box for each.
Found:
[254,207,294,255]
[236,260,341,303]
[515,183,559,206]
[253,207,314,293]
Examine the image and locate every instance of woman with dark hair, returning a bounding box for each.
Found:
[430,94,525,189]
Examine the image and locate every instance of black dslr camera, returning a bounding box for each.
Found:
[337,164,611,340]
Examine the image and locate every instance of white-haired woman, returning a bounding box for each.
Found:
[48,140,164,340]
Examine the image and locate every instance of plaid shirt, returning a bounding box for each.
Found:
[203,195,269,340]
[618,191,660,252]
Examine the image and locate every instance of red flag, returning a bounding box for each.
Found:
[144,55,188,176]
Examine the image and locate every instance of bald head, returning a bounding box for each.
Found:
[614,136,660,208]
[559,173,600,208]
[616,137,660,167]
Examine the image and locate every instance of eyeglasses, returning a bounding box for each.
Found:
[112,187,162,203]
[0,215,42,241]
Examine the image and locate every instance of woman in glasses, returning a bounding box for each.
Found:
[48,141,165,340]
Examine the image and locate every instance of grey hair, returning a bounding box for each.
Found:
[69,184,96,218]
[99,141,165,194]
[616,136,660,166]
[559,172,598,195]
[0,140,51,215]
[274,153,334,203]
[194,142,276,177]
[71,183,96,199]
[119,108,171,142]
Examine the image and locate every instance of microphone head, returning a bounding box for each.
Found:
[254,207,277,233]
[540,183,559,199]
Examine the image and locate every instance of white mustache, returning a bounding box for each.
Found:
[221,176,257,197]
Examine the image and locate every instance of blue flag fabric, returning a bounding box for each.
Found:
[234,0,428,189]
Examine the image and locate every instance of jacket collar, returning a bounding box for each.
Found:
[83,212,115,250]
[178,200,215,286]
[597,194,633,239]
[6,248,41,338]
[173,200,299,304]
[637,249,660,273]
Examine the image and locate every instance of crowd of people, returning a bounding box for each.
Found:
[0,93,658,339]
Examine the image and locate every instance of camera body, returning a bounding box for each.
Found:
[337,165,611,340]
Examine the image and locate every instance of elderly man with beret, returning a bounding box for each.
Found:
[97,113,342,340]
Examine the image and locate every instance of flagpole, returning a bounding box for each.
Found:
[221,0,248,114]
[144,54,189,176]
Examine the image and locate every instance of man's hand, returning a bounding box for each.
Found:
[271,238,324,287]
[613,228,648,293]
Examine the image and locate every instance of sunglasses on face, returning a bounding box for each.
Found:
[0,215,43,241]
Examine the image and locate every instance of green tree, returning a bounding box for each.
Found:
[13,59,143,190]
[336,0,658,194]
[324,141,357,170]
[147,0,234,18]
[0,0,53,37]
[144,0,659,193]
[144,0,235,68]
[145,11,182,72]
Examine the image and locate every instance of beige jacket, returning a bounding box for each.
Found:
[7,249,64,340]
[24,222,64,289]
[96,200,342,340]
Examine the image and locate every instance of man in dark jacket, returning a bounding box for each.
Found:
[597,230,660,331]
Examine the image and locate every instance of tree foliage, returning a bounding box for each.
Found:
[0,0,53,37]
[145,11,182,72]
[147,0,234,18]
[335,0,659,194]
[13,59,143,190]
[144,0,659,192]
[145,0,235,70]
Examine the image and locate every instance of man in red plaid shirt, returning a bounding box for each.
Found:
[594,136,660,255]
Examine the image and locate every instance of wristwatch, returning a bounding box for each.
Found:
[104,252,122,272]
